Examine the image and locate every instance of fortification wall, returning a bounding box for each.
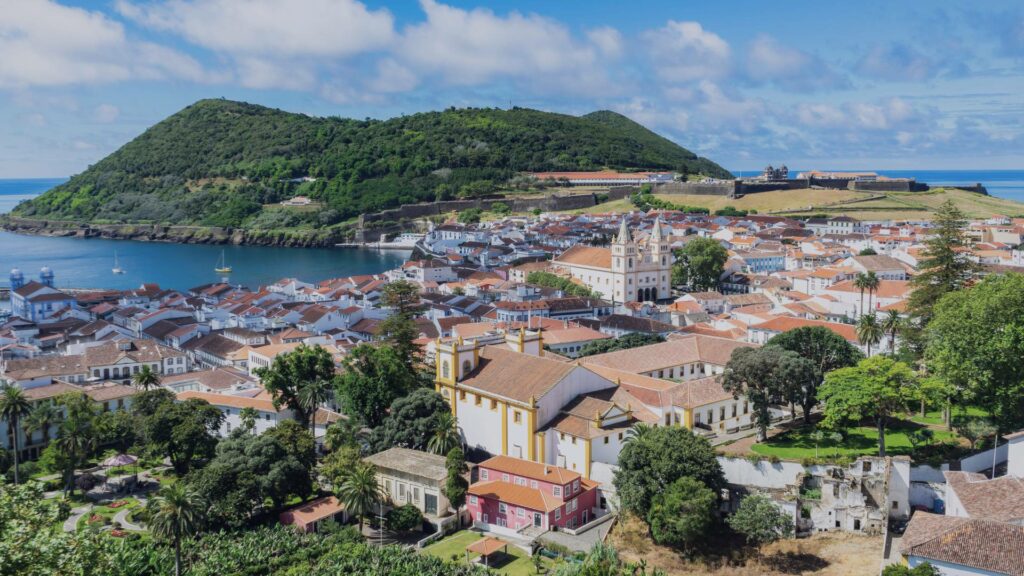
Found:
[850,180,926,193]
[359,193,598,225]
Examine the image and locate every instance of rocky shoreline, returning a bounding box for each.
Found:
[0,216,348,248]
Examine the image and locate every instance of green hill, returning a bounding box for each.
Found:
[13,99,731,228]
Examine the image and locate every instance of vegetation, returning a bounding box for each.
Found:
[443,447,469,512]
[646,477,716,552]
[385,504,423,532]
[140,393,223,474]
[883,562,941,576]
[368,389,450,453]
[630,192,710,214]
[526,271,598,298]
[256,344,337,429]
[751,423,959,461]
[378,280,424,370]
[927,272,1024,433]
[15,99,729,226]
[337,344,422,428]
[672,237,728,291]
[0,383,31,484]
[765,327,863,425]
[614,425,724,519]
[727,495,794,547]
[577,332,664,357]
[147,483,206,576]
[819,357,922,457]
[722,347,816,441]
[336,461,382,532]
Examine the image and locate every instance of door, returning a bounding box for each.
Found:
[424,493,437,516]
[534,512,542,527]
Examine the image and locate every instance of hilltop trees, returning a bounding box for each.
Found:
[672,237,728,291]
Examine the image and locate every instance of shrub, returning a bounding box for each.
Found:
[385,505,423,532]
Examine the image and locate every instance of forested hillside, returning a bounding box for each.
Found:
[13,99,730,228]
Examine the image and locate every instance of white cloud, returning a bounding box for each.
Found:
[857,43,943,82]
[587,26,624,59]
[0,0,213,88]
[367,59,420,94]
[645,21,730,82]
[115,0,394,57]
[745,34,847,90]
[396,1,604,87]
[94,104,120,123]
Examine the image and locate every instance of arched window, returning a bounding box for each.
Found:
[462,360,472,376]
[627,258,633,268]
[442,361,450,379]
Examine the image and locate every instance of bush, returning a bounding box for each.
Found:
[385,505,423,532]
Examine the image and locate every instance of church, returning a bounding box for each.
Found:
[552,218,672,304]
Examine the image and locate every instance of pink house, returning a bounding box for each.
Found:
[467,456,600,536]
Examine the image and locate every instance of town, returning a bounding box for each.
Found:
[2,194,1022,576]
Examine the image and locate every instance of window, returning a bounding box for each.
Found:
[475,395,482,406]
[743,401,748,415]
[462,360,471,376]
[459,390,466,401]
[398,483,406,500]
[502,473,510,482]
[731,404,737,418]
[490,399,498,411]
[413,487,420,502]
[555,508,561,520]
[618,432,623,440]
[553,486,562,497]
[531,480,538,489]
[720,407,726,420]
[385,480,392,495]
[498,503,507,514]
[603,436,609,444]
[515,477,526,486]
[517,508,525,519]
[513,411,521,424]
[571,436,577,445]
[441,361,449,379]
[481,470,489,480]
[573,480,580,492]
[559,432,565,440]
[470,495,478,505]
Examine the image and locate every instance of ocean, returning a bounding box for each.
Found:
[762,169,1024,203]
[0,178,408,291]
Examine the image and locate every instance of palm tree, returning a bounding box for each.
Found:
[337,461,382,532]
[132,365,161,391]
[297,378,332,439]
[239,407,258,433]
[853,273,869,318]
[624,423,654,443]
[147,483,205,576]
[882,309,903,353]
[863,271,880,313]
[856,313,884,357]
[26,401,59,447]
[427,411,460,455]
[0,384,32,484]
[54,417,96,496]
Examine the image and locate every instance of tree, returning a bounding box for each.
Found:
[256,344,337,429]
[239,407,258,434]
[646,477,716,552]
[96,408,138,454]
[577,333,665,357]
[132,388,176,418]
[727,495,794,547]
[613,426,724,518]
[906,428,934,456]
[324,418,363,453]
[908,200,976,325]
[819,356,919,457]
[386,504,423,531]
[379,280,424,370]
[457,208,482,224]
[882,562,941,576]
[857,314,884,356]
[882,310,903,354]
[148,483,205,576]
[338,344,421,428]
[444,447,469,512]
[0,383,31,484]
[25,401,59,450]
[863,271,880,313]
[132,365,161,391]
[189,430,311,527]
[427,410,460,455]
[858,247,877,256]
[337,461,382,532]
[721,346,809,441]
[926,273,1024,434]
[490,202,510,217]
[954,417,996,450]
[298,376,333,439]
[54,392,99,495]
[264,418,318,471]
[369,389,449,453]
[766,327,863,425]
[672,237,728,291]
[854,273,869,318]
[143,397,224,474]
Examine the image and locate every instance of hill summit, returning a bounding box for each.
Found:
[14,99,731,227]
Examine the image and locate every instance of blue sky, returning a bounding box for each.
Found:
[2,0,1024,177]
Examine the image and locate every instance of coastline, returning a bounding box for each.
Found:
[0,215,350,249]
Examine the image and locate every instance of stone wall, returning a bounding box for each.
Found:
[850,180,927,193]
[359,193,598,225]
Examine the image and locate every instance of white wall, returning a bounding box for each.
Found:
[959,443,1008,474]
[718,456,806,490]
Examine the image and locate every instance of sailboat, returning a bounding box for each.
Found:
[214,250,232,274]
[112,251,126,274]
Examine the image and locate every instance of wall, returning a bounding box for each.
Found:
[909,482,944,510]
[959,443,1008,473]
[849,180,926,193]
[359,193,598,226]
[718,456,807,489]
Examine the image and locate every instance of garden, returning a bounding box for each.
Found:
[423,530,560,575]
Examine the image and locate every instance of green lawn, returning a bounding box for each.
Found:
[751,422,962,462]
[422,530,558,575]
[909,405,987,426]
[76,497,141,532]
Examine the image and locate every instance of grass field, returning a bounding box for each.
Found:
[569,186,1024,220]
[750,423,961,461]
[422,530,557,575]
[909,405,987,427]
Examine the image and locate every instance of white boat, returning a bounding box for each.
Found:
[214,250,232,274]
[112,251,126,274]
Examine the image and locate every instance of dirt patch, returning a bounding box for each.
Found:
[608,515,882,576]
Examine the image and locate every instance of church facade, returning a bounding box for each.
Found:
[553,218,672,304]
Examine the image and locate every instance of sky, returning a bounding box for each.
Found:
[2,0,1024,178]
